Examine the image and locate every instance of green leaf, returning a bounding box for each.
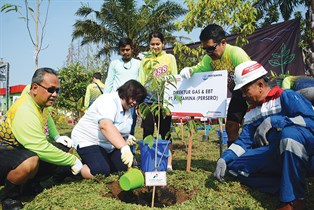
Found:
[268,60,281,67]
[144,135,154,149]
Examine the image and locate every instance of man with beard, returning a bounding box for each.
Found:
[104,38,141,94]
[104,38,141,165]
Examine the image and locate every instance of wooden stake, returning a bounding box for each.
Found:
[151,186,155,208]
[186,128,194,172]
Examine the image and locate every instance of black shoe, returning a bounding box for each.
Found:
[21,181,44,196]
[1,198,23,210]
[52,166,73,183]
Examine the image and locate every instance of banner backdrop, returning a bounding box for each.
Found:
[164,71,228,118]
[168,19,304,77]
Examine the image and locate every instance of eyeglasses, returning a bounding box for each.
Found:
[36,83,60,94]
[203,43,219,53]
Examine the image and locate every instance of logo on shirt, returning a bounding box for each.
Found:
[154,65,169,77]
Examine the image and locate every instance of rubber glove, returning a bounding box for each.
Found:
[180,67,191,79]
[214,158,226,183]
[126,135,136,146]
[121,145,133,168]
[55,135,74,148]
[71,158,83,175]
[254,117,272,146]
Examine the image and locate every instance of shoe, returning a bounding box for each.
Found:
[1,198,23,210]
[52,166,74,183]
[21,181,44,196]
[276,199,306,210]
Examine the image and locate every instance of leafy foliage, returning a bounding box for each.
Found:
[177,0,257,46]
[254,0,305,25]
[173,43,204,71]
[55,63,92,116]
[173,0,257,73]
[72,0,187,58]
[139,52,177,148]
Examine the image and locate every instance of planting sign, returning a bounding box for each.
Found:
[164,71,228,118]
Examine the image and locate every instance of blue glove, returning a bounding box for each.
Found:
[254,117,272,146]
[214,158,226,183]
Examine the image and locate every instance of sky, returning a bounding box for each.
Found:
[0,0,201,86]
[0,0,306,86]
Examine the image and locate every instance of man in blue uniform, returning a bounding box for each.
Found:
[214,61,314,210]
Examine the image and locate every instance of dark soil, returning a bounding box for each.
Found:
[104,181,196,208]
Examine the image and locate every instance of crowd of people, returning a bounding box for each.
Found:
[1,24,314,210]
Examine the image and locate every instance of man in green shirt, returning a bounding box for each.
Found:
[180,24,251,146]
[0,68,84,210]
[83,72,105,111]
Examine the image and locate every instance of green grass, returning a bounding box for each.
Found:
[2,124,314,209]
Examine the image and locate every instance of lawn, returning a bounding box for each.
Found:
[1,123,314,209]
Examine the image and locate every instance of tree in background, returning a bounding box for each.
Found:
[72,0,187,58]
[55,63,92,120]
[1,0,50,70]
[173,0,257,70]
[254,0,305,27]
[54,41,108,122]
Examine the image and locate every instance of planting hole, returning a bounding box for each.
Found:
[105,181,196,207]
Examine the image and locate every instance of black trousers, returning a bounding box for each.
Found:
[142,108,172,140]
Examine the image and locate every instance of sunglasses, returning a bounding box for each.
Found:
[36,83,60,94]
[203,43,219,53]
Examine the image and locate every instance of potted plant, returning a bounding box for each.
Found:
[138,51,178,208]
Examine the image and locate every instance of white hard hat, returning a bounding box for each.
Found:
[233,61,268,90]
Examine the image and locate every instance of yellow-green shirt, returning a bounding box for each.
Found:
[191,44,251,91]
[0,94,76,166]
[139,51,177,104]
[84,80,105,110]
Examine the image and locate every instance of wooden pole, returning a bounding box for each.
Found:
[186,128,194,172]
[151,186,155,208]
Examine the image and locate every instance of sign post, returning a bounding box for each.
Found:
[0,61,9,111]
[165,71,228,118]
[165,71,228,170]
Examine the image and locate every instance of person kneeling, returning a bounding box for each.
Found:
[71,80,147,178]
[214,61,314,210]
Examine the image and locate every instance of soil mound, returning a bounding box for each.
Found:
[105,181,196,207]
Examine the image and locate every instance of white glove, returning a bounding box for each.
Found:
[180,67,191,79]
[214,158,227,183]
[254,117,272,147]
[121,145,133,168]
[126,135,136,146]
[55,135,74,148]
[71,158,83,175]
